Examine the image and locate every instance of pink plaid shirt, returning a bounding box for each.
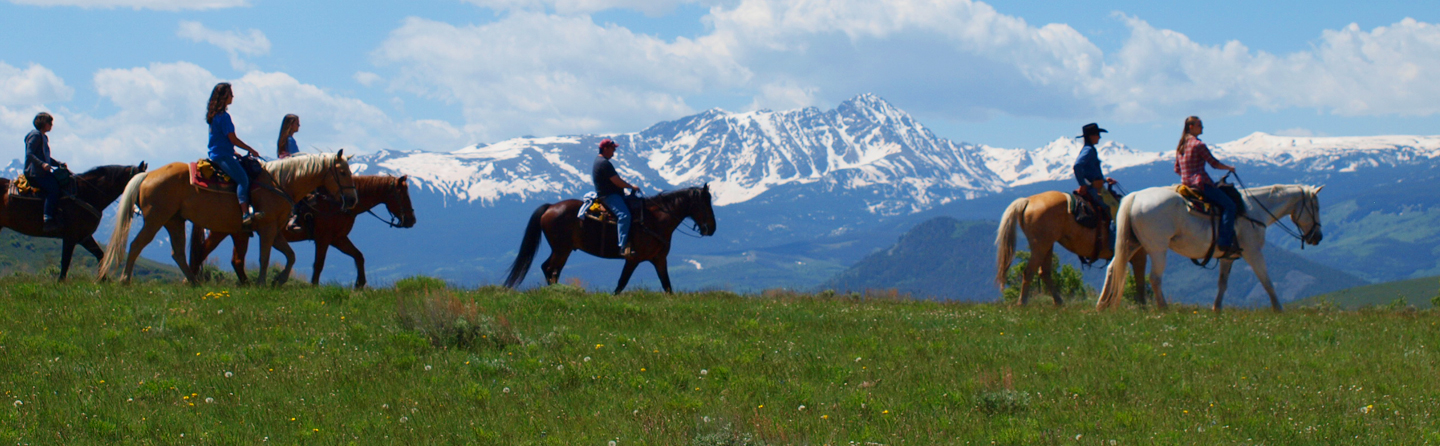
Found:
[1174,137,1224,188]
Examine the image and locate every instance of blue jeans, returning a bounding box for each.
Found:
[1078,182,1110,216]
[30,172,60,221]
[601,194,631,249]
[1198,183,1238,248]
[211,155,250,205]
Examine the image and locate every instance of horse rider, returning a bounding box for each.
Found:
[277,114,300,159]
[25,112,66,232]
[1175,116,1240,257]
[1073,122,1116,220]
[205,82,264,226]
[593,138,641,257]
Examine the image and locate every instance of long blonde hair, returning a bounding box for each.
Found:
[277,114,299,156]
[206,83,232,125]
[1175,116,1201,156]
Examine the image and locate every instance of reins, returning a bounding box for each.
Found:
[1230,171,1319,249]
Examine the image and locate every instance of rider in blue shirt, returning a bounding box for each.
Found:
[592,139,641,257]
[277,114,300,159]
[205,83,263,225]
[1073,122,1111,217]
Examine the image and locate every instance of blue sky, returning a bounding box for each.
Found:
[2,0,1438,167]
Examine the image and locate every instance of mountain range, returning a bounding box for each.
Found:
[20,93,1440,304]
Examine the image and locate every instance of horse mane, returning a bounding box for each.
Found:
[78,165,136,184]
[354,175,397,197]
[264,153,339,186]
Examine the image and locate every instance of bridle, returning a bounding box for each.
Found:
[362,181,414,228]
[1233,172,1321,249]
[648,188,713,238]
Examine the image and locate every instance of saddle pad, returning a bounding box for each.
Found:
[1174,184,1247,217]
[189,161,238,192]
[1066,192,1099,229]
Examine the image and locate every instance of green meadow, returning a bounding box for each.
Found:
[1,275,1438,445]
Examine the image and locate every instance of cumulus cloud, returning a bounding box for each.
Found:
[354,71,382,87]
[8,0,247,10]
[374,13,749,140]
[0,62,466,169]
[177,21,271,71]
[462,0,712,16]
[0,62,73,106]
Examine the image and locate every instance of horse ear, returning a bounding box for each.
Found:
[336,149,344,158]
[139,161,147,172]
[398,175,408,186]
[1315,185,1325,194]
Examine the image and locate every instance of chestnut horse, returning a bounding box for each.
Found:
[995,191,1148,305]
[188,174,416,288]
[98,152,357,284]
[503,185,717,293]
[0,164,147,279]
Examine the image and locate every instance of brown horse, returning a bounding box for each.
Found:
[0,164,147,279]
[995,191,1148,305]
[503,185,716,293]
[188,174,416,288]
[98,152,357,284]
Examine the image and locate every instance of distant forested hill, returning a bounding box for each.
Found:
[0,230,177,281]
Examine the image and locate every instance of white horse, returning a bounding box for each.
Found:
[1096,184,1324,311]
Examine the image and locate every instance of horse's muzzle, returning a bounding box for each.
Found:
[700,223,716,236]
[341,193,359,211]
[400,213,417,228]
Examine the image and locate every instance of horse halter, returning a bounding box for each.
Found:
[326,159,359,210]
[364,181,415,228]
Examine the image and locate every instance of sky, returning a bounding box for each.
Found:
[2,0,1439,168]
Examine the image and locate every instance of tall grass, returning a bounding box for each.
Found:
[0,274,1437,444]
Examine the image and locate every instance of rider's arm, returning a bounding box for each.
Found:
[229,132,260,157]
[1199,143,1235,171]
[609,175,637,191]
[25,133,52,171]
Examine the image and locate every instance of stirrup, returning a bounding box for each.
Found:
[620,244,635,257]
[1218,245,1243,259]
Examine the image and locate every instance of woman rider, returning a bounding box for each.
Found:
[277,114,300,159]
[205,83,264,225]
[1174,116,1240,256]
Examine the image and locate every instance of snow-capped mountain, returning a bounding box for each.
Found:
[352,94,1004,216]
[978,138,1164,186]
[1211,132,1440,172]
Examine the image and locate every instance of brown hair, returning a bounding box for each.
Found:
[1175,116,1201,156]
[277,114,299,156]
[206,83,232,125]
[33,112,53,130]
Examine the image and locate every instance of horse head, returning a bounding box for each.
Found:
[385,175,417,228]
[321,149,359,211]
[691,183,716,236]
[1294,185,1324,246]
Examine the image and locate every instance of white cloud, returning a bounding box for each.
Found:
[461,0,710,16]
[0,62,466,169]
[0,62,73,106]
[354,71,382,87]
[177,21,271,71]
[374,14,749,140]
[8,0,247,10]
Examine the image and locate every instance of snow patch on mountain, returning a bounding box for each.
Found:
[979,137,1164,186]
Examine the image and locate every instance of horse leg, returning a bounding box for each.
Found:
[163,218,196,284]
[59,237,76,281]
[310,239,330,286]
[542,251,572,285]
[1213,259,1235,312]
[330,236,366,289]
[614,259,641,294]
[1240,249,1284,312]
[1147,251,1168,310]
[188,225,206,279]
[1036,249,1063,306]
[1016,249,1044,306]
[652,258,673,294]
[1129,252,1148,306]
[231,233,251,285]
[122,217,170,283]
[255,229,275,287]
[79,236,104,260]
[272,238,296,286]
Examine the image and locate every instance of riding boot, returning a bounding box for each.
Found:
[620,243,635,258]
[242,209,265,228]
[286,213,304,234]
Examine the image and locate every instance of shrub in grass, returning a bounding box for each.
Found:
[691,423,769,446]
[395,275,448,293]
[396,291,520,349]
[976,389,1031,415]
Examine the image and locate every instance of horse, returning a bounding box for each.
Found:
[187,174,416,288]
[0,163,148,280]
[98,152,358,285]
[1096,184,1324,312]
[995,191,1149,305]
[503,185,717,294]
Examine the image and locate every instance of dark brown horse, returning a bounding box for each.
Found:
[188,175,416,288]
[504,185,716,293]
[0,163,147,279]
[995,191,1149,306]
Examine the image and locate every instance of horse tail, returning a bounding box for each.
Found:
[1096,193,1137,310]
[503,203,551,288]
[995,196,1029,288]
[98,171,148,280]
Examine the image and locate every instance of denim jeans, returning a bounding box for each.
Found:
[211,155,250,204]
[1198,183,1238,248]
[30,172,60,221]
[601,193,631,249]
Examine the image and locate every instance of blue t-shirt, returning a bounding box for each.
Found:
[208,111,236,160]
[1073,144,1104,186]
[592,155,625,196]
[286,136,299,156]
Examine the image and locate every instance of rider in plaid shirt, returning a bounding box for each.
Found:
[1174,116,1240,255]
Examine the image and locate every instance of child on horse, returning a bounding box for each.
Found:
[1073,123,1117,238]
[205,82,264,226]
[1174,116,1240,257]
[593,138,642,257]
[25,112,67,232]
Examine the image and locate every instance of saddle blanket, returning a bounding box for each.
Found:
[189,160,260,194]
[1175,184,1247,217]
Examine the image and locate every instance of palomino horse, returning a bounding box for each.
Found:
[0,164,147,279]
[188,174,416,288]
[1096,184,1324,312]
[504,185,717,294]
[995,191,1148,305]
[98,152,358,284]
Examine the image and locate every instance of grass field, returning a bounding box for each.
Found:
[1,276,1439,444]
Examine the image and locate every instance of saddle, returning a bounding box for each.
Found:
[189,157,264,194]
[576,192,648,258]
[1175,183,1246,217]
[7,169,76,200]
[1067,186,1121,266]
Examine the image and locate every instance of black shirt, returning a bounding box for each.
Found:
[592,155,625,196]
